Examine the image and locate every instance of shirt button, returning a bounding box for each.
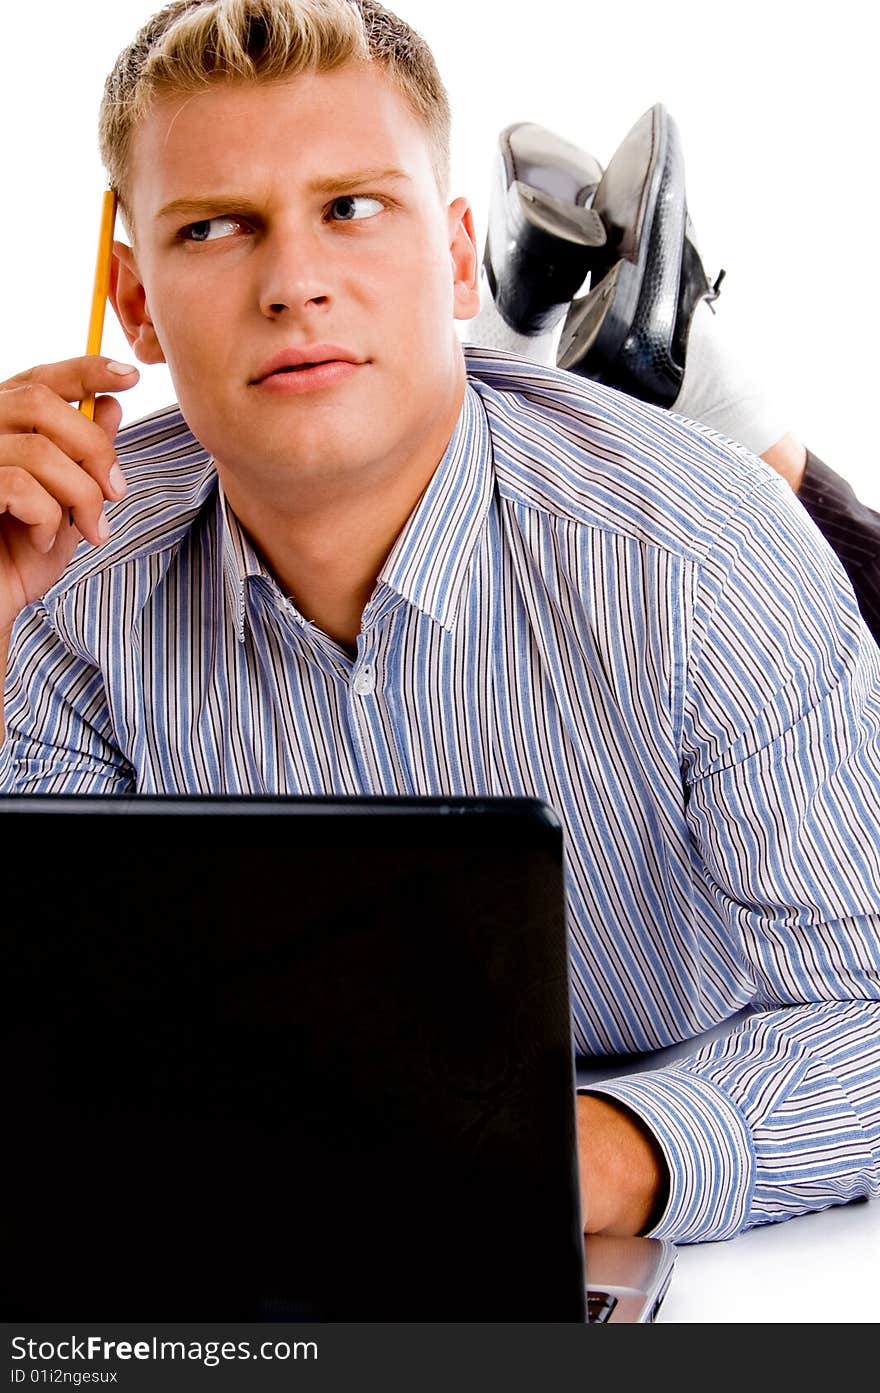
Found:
[353,664,375,696]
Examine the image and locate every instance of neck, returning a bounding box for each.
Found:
[219,376,466,654]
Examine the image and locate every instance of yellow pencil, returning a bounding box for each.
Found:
[78,189,118,420]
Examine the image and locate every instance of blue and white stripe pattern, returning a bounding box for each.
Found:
[2,346,879,1242]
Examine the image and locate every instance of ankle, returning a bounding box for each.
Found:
[760,433,807,493]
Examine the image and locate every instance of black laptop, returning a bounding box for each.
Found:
[1,794,673,1322]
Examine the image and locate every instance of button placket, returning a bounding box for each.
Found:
[345,644,381,792]
[352,662,376,696]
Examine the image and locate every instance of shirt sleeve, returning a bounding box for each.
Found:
[584,469,880,1243]
[0,600,135,795]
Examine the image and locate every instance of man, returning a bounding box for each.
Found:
[1,0,879,1243]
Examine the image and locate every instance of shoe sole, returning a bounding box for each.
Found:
[484,123,605,335]
[558,106,707,405]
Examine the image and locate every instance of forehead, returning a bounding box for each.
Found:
[128,63,436,213]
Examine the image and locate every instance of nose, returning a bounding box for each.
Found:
[257,224,333,319]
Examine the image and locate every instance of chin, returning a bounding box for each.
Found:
[237,430,373,485]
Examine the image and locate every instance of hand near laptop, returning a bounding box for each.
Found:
[577,1094,668,1235]
[0,355,137,644]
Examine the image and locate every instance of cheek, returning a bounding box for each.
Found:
[379,237,454,344]
[148,278,230,378]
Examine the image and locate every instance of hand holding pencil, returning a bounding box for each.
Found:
[0,189,140,643]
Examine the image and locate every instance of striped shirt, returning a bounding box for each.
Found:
[2,346,880,1243]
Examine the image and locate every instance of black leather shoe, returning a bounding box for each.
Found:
[483,122,607,336]
[557,104,721,407]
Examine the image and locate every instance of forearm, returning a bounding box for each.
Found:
[589,999,880,1243]
[575,1093,668,1235]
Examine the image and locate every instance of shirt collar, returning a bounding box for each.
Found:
[216,380,494,643]
[217,479,268,644]
[375,382,494,632]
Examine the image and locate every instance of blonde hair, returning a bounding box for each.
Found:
[98,0,451,238]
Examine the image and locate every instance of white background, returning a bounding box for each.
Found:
[2,0,877,505]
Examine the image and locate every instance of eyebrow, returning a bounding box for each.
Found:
[155,167,413,222]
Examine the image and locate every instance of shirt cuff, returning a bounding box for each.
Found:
[580,1068,756,1243]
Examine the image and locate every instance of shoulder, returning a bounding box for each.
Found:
[463,345,774,562]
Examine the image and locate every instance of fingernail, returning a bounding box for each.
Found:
[97,510,111,542]
[106,361,139,376]
[108,463,127,497]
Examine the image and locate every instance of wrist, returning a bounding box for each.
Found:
[576,1092,669,1235]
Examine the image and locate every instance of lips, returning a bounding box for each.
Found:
[251,344,365,384]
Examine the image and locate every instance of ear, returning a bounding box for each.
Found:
[109,241,167,365]
[447,197,481,323]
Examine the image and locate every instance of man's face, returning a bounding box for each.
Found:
[111,64,479,495]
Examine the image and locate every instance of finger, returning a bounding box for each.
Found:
[93,393,125,443]
[0,437,110,549]
[0,467,66,555]
[0,380,127,503]
[0,356,139,407]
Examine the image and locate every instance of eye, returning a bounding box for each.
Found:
[178,216,246,243]
[327,195,384,222]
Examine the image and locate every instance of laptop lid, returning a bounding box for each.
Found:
[2,794,588,1322]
